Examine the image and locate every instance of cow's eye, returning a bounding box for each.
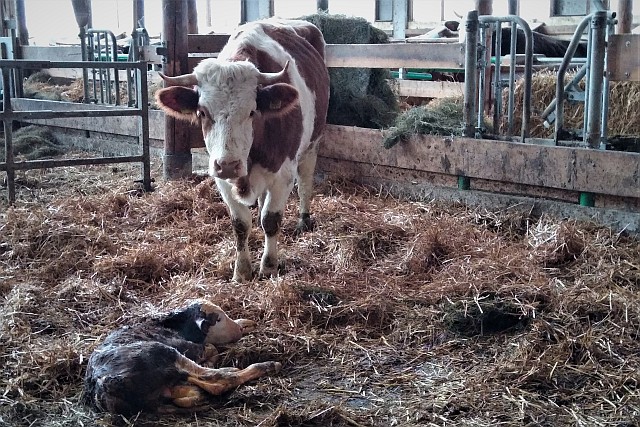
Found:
[249,110,255,118]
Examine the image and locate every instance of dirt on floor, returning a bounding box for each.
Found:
[0,149,639,427]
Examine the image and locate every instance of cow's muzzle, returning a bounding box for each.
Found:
[212,158,244,179]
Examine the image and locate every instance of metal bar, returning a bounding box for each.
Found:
[541,63,588,123]
[1,109,143,120]
[476,22,487,131]
[583,17,594,138]
[0,59,146,70]
[492,21,502,135]
[585,11,607,149]
[463,10,479,138]
[554,14,592,144]
[506,19,517,136]
[2,68,15,203]
[600,14,615,148]
[0,155,146,172]
[137,66,152,191]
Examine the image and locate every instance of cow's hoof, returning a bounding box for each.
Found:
[294,214,314,236]
[233,259,253,283]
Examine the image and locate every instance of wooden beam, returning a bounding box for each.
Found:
[607,34,640,81]
[395,80,464,98]
[325,43,465,70]
[617,0,633,34]
[321,125,640,199]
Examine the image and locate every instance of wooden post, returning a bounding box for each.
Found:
[187,0,198,34]
[15,0,27,46]
[617,0,633,34]
[133,0,145,29]
[205,0,211,27]
[71,0,92,28]
[162,0,192,179]
[317,0,328,12]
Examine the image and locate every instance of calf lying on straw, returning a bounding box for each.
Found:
[82,301,281,415]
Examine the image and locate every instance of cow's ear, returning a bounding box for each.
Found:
[256,83,299,117]
[155,86,199,122]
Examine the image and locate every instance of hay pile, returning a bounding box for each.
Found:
[23,71,85,103]
[1,161,638,426]
[504,69,640,140]
[0,125,66,161]
[301,12,399,129]
[383,96,465,148]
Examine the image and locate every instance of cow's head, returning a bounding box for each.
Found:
[155,59,299,179]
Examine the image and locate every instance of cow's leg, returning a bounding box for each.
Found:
[216,179,253,282]
[295,140,320,235]
[259,178,294,278]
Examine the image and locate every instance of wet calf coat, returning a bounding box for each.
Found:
[155,19,330,281]
[82,301,281,415]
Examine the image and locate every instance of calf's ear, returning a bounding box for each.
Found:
[155,86,199,122]
[256,83,299,118]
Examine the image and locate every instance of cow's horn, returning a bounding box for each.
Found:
[158,72,198,87]
[257,61,290,85]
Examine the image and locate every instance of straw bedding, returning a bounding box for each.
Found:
[1,154,638,426]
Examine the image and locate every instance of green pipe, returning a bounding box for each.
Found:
[579,192,595,207]
[458,176,470,190]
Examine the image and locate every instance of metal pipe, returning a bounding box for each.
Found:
[541,63,588,124]
[600,14,616,148]
[492,21,501,135]
[463,10,479,138]
[477,22,487,131]
[479,15,533,141]
[585,11,607,149]
[2,68,15,203]
[554,14,592,143]
[506,19,517,136]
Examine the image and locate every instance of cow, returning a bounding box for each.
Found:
[155,18,330,282]
[82,300,281,415]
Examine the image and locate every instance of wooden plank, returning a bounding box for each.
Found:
[395,80,464,98]
[187,33,230,53]
[325,43,465,69]
[607,34,640,81]
[321,125,640,199]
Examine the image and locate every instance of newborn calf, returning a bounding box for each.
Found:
[82,300,281,415]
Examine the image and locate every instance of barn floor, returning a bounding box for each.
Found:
[1,154,639,427]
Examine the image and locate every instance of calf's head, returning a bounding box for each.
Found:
[155,59,299,179]
[161,300,255,345]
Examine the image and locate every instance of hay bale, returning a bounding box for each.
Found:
[503,70,640,140]
[300,12,399,129]
[383,96,464,148]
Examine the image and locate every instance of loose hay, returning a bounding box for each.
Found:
[1,162,639,426]
[383,97,465,148]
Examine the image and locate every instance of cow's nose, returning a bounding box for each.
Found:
[213,159,241,178]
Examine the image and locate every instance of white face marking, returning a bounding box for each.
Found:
[194,60,259,179]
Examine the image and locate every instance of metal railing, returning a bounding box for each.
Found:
[541,10,616,148]
[0,59,152,204]
[463,10,534,142]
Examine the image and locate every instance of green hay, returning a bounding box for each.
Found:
[300,12,399,129]
[383,96,465,148]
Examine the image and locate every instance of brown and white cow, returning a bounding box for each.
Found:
[83,300,281,415]
[155,19,330,282]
